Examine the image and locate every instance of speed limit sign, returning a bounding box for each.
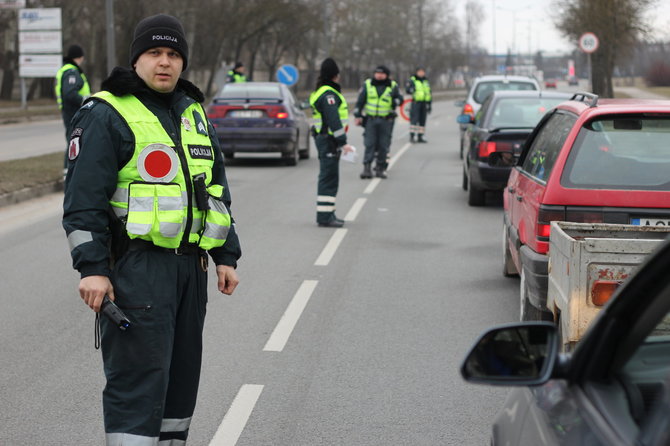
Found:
[579,32,599,53]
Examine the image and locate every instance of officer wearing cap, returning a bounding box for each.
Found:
[309,57,353,227]
[226,61,247,83]
[62,14,241,444]
[354,65,403,179]
[406,67,432,143]
[55,44,91,172]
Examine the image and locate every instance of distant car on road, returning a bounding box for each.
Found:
[456,75,541,156]
[567,76,579,86]
[461,235,670,446]
[544,79,557,89]
[206,82,311,165]
[458,90,572,206]
[499,93,670,321]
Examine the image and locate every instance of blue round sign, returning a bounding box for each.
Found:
[276,64,299,86]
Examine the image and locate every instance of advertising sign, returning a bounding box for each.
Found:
[18,7,61,30]
[19,54,62,77]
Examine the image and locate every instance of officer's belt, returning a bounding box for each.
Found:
[127,239,204,256]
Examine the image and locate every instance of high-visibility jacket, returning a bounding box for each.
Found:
[55,63,90,110]
[93,91,231,250]
[227,70,247,83]
[364,79,397,116]
[410,76,431,102]
[309,85,349,136]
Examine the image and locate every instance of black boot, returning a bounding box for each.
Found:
[375,164,388,179]
[418,134,427,143]
[360,163,373,179]
[410,133,415,143]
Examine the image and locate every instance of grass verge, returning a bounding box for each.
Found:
[0,152,63,195]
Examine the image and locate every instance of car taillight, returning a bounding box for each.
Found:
[207,105,231,119]
[478,141,513,158]
[266,105,289,119]
[536,206,566,254]
[463,103,474,116]
[591,280,621,306]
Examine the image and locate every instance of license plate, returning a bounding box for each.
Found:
[230,110,263,118]
[631,218,670,226]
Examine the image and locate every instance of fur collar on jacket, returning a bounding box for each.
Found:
[100,66,205,103]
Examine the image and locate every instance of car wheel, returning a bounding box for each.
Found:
[467,173,485,206]
[283,143,298,166]
[520,269,553,321]
[299,132,310,160]
[502,222,519,277]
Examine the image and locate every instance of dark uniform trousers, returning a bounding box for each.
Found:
[410,101,428,129]
[315,134,340,224]
[363,117,393,167]
[102,248,207,443]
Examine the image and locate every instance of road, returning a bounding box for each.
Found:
[0,99,519,445]
[0,119,64,162]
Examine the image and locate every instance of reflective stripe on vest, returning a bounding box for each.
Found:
[94,91,231,250]
[411,76,431,102]
[54,64,90,109]
[309,85,349,134]
[364,79,395,117]
[228,70,246,83]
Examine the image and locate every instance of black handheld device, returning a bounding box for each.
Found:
[101,295,131,331]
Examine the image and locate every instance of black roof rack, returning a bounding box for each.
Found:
[570,92,599,107]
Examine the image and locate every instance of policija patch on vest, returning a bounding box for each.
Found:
[188,145,213,160]
[68,127,83,160]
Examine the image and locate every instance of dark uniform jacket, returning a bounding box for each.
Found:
[59,59,88,130]
[312,80,348,148]
[353,78,403,118]
[63,67,241,279]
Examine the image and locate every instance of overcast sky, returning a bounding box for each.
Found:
[463,0,670,56]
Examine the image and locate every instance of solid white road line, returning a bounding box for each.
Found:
[314,228,347,266]
[263,280,319,352]
[209,384,264,446]
[344,198,367,222]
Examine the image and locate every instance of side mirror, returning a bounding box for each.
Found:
[456,114,473,124]
[454,99,465,107]
[461,322,558,386]
[487,151,519,167]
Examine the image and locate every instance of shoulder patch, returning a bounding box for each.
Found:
[326,95,336,105]
[68,128,83,161]
[68,75,76,85]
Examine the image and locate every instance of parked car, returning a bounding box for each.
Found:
[498,93,670,321]
[456,75,541,155]
[567,76,579,86]
[206,82,311,165]
[461,236,670,446]
[544,78,558,89]
[458,90,572,206]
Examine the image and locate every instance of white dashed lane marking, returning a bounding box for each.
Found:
[209,384,264,446]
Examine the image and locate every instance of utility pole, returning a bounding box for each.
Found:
[106,0,115,75]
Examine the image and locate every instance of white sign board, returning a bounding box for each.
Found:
[0,0,26,8]
[579,32,599,54]
[19,54,62,77]
[19,8,61,30]
[19,30,62,53]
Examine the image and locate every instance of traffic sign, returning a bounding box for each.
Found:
[399,98,412,122]
[579,32,599,54]
[276,64,299,86]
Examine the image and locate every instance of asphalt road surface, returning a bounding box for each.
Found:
[0,98,520,445]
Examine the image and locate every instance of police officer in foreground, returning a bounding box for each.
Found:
[310,57,353,228]
[354,65,403,179]
[226,61,247,83]
[62,14,241,444]
[406,67,432,143]
[55,44,91,172]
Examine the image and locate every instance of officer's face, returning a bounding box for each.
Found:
[374,72,387,81]
[134,47,183,93]
[417,69,425,77]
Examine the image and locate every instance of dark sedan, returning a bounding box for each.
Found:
[458,90,572,206]
[461,238,670,446]
[207,82,311,165]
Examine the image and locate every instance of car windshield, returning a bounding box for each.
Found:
[488,97,565,129]
[218,84,282,99]
[473,81,537,104]
[563,116,670,190]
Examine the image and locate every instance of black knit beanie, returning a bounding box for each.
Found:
[319,58,339,80]
[375,65,390,76]
[67,44,84,59]
[129,14,189,71]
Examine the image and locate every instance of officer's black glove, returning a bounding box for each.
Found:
[388,111,398,120]
[426,103,432,114]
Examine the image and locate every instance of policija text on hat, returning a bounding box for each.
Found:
[62,13,241,445]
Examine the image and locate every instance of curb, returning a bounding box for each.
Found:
[0,180,64,208]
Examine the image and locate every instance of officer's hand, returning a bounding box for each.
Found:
[216,265,239,295]
[355,117,363,126]
[342,144,354,154]
[426,104,432,114]
[79,275,114,312]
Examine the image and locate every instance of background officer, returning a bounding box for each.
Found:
[309,57,353,228]
[55,44,90,173]
[62,14,241,444]
[354,65,403,179]
[406,67,432,143]
[226,61,247,83]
